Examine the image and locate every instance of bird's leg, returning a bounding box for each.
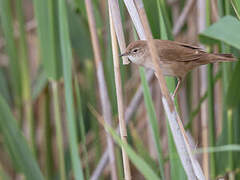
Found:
[172,77,182,98]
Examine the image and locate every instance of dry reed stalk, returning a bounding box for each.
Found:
[108,0,130,65]
[109,9,132,180]
[173,0,196,35]
[147,85,158,158]
[200,73,209,178]
[90,71,154,179]
[211,0,219,22]
[133,0,205,179]
[178,84,189,123]
[192,69,201,141]
[123,0,146,39]
[187,7,201,141]
[84,0,117,179]
[197,0,209,178]
[171,0,180,24]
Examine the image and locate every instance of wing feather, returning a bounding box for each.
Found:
[155,40,206,62]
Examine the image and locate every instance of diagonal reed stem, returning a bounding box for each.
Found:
[84,0,117,179]
[172,0,196,35]
[109,8,132,180]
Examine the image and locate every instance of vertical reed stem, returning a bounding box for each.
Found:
[108,0,130,65]
[109,9,132,180]
[74,76,90,179]
[51,81,66,180]
[85,0,117,179]
[197,0,209,178]
[15,0,36,156]
[224,2,234,179]
[41,88,54,179]
[206,0,216,178]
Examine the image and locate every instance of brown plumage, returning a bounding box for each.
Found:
[120,40,236,97]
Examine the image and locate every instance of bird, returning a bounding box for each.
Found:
[120,40,236,97]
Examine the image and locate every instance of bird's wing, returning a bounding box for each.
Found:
[156,40,206,62]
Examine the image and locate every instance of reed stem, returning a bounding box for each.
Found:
[109,9,132,180]
[51,81,66,180]
[85,0,117,179]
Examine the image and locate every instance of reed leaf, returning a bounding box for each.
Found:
[199,15,240,49]
[0,0,21,105]
[0,95,44,180]
[139,67,165,179]
[58,0,84,178]
[33,0,61,79]
[100,118,160,180]
[67,5,93,61]
[32,69,48,101]
[231,0,240,19]
[0,69,11,103]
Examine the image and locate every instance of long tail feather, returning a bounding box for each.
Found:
[211,53,236,62]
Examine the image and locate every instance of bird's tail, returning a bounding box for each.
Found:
[210,53,237,63]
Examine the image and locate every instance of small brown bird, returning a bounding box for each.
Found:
[120,40,236,97]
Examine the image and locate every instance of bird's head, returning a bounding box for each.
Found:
[120,40,147,65]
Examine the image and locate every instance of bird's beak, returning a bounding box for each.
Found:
[119,52,131,65]
[119,52,128,57]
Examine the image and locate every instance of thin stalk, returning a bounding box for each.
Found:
[207,64,216,179]
[108,0,130,65]
[51,81,66,180]
[58,0,84,178]
[116,146,124,179]
[74,76,90,179]
[197,0,209,178]
[15,0,36,156]
[185,70,222,129]
[139,67,165,179]
[227,109,233,178]
[223,1,234,177]
[166,122,186,180]
[85,61,101,162]
[84,0,117,179]
[172,0,196,36]
[43,88,54,179]
[206,0,216,178]
[109,9,132,180]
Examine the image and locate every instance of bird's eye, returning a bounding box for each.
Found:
[132,49,138,53]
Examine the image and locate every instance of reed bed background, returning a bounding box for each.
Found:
[0,0,240,179]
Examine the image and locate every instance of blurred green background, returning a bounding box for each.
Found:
[0,0,240,179]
